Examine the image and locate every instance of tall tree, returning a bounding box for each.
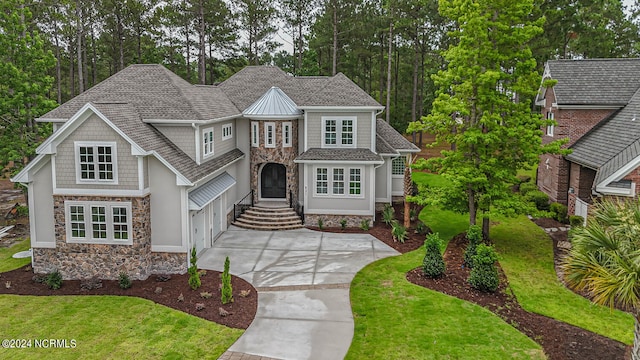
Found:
[281,0,316,75]
[408,0,564,238]
[0,0,56,172]
[562,198,640,360]
[234,0,277,65]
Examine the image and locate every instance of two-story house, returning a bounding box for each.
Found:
[536,58,640,222]
[12,64,418,280]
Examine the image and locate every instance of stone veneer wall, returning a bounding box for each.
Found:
[305,214,374,228]
[33,195,185,280]
[250,120,299,204]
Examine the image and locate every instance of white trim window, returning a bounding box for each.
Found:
[251,121,259,147]
[546,111,554,137]
[203,127,214,157]
[392,157,405,176]
[322,116,356,148]
[283,122,292,147]
[222,123,233,140]
[314,166,364,198]
[265,122,275,148]
[75,142,118,184]
[65,201,133,245]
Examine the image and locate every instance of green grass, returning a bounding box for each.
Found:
[347,250,544,359]
[412,171,449,188]
[492,216,635,344]
[0,237,31,272]
[0,295,243,359]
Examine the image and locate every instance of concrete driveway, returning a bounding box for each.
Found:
[198,226,399,360]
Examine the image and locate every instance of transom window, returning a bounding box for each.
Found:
[322,117,356,148]
[203,127,214,156]
[265,122,275,148]
[65,201,132,245]
[283,122,292,147]
[314,166,363,197]
[222,123,233,140]
[392,157,405,176]
[75,142,117,184]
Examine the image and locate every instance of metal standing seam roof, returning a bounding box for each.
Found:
[188,172,236,210]
[242,86,302,118]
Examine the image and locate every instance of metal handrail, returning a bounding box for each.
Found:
[233,190,254,221]
[290,190,304,224]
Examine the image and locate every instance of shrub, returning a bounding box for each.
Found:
[550,202,568,223]
[221,256,233,304]
[517,174,532,184]
[409,208,418,222]
[527,190,550,211]
[569,215,585,228]
[45,270,63,290]
[188,247,201,290]
[118,273,132,289]
[359,219,370,231]
[200,291,213,299]
[423,233,445,278]
[317,218,324,230]
[415,220,430,235]
[339,219,347,230]
[382,204,395,226]
[519,182,537,196]
[16,205,29,217]
[463,225,482,268]
[391,221,408,243]
[468,244,499,293]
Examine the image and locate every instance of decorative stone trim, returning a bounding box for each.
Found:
[304,214,374,228]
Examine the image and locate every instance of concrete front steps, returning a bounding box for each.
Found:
[233,206,303,230]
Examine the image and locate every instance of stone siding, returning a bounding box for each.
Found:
[33,194,186,280]
[250,120,299,204]
[305,214,374,228]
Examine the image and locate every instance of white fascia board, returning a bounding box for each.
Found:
[556,104,623,110]
[11,154,48,183]
[596,155,640,193]
[36,118,67,123]
[298,106,385,111]
[243,114,302,120]
[594,185,634,196]
[142,114,242,125]
[293,159,384,165]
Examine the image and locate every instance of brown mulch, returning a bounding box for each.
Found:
[406,232,629,360]
[0,266,257,329]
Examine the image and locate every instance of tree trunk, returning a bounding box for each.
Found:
[198,0,206,84]
[411,29,419,124]
[91,24,97,85]
[378,35,385,105]
[403,159,412,228]
[332,2,338,75]
[482,216,490,241]
[297,18,303,74]
[53,18,62,103]
[76,0,84,93]
[385,16,393,124]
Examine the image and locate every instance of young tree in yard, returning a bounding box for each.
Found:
[0,0,56,174]
[562,198,640,360]
[408,0,565,239]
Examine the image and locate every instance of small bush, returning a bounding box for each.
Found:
[118,273,132,289]
[221,256,233,304]
[382,204,395,226]
[527,190,550,211]
[423,233,445,278]
[339,219,347,230]
[517,174,532,184]
[415,220,430,235]
[550,202,568,223]
[188,247,201,290]
[409,208,417,222]
[45,270,63,290]
[468,244,499,293]
[463,225,482,268]
[359,219,370,231]
[200,291,213,299]
[569,215,584,228]
[317,218,324,230]
[519,182,537,196]
[391,221,408,243]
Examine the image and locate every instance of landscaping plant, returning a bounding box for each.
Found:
[527,190,550,211]
[463,224,482,268]
[519,182,537,196]
[423,233,445,278]
[359,219,370,231]
[569,215,584,228]
[45,270,63,290]
[221,256,233,304]
[468,244,499,292]
[340,219,347,230]
[550,202,568,223]
[118,272,132,289]
[391,220,408,243]
[382,204,395,226]
[317,218,324,230]
[188,247,201,290]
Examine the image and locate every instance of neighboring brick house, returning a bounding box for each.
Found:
[536,58,640,222]
[12,64,418,280]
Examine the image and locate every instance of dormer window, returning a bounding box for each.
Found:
[75,142,117,184]
[322,116,356,148]
[203,127,214,157]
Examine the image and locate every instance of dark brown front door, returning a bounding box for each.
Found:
[261,163,286,199]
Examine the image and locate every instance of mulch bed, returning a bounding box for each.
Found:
[0,266,257,329]
[406,232,629,360]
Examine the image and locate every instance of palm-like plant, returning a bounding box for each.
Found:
[562,198,640,359]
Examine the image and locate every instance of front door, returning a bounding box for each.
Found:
[261,163,286,199]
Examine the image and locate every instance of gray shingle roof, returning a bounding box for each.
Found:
[376,135,398,155]
[376,119,420,152]
[547,59,640,105]
[567,87,640,185]
[295,148,383,162]
[41,64,240,121]
[91,102,244,183]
